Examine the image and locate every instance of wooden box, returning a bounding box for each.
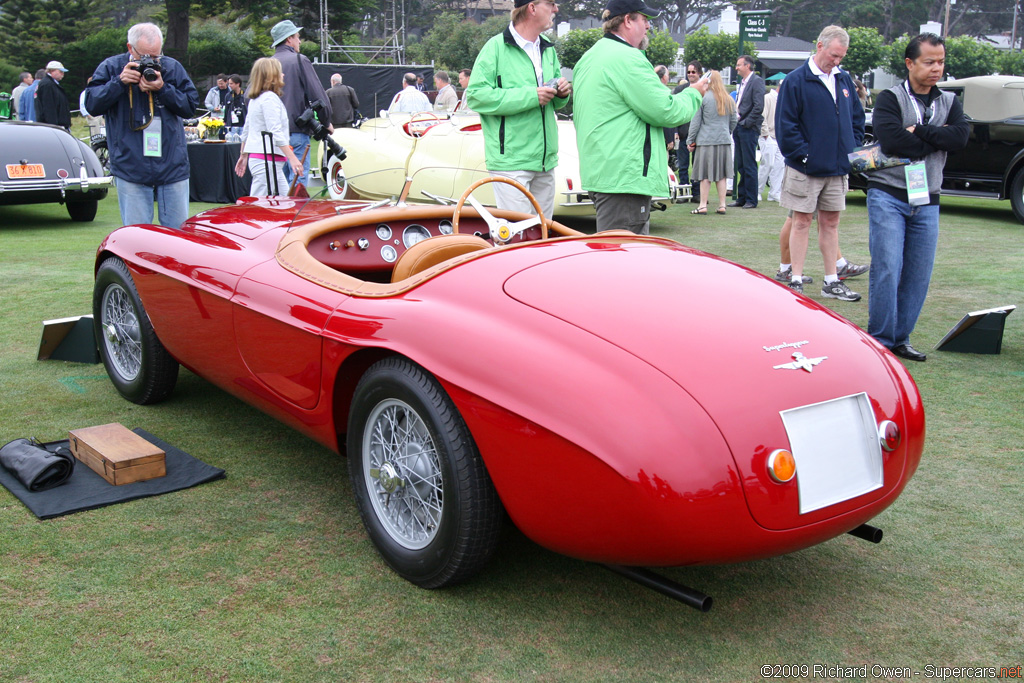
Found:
[69,423,166,485]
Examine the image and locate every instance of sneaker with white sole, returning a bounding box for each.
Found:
[836,261,869,280]
[821,279,862,301]
[774,266,812,284]
[787,280,804,294]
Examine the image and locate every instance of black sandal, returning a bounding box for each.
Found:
[691,207,707,215]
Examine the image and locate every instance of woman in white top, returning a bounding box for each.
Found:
[234,58,302,196]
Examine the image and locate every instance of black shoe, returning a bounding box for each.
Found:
[742,203,757,209]
[727,201,744,207]
[891,343,926,362]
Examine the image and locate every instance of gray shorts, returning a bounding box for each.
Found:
[592,192,651,235]
[780,167,847,214]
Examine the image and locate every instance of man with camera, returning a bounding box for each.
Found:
[86,22,198,228]
[271,19,333,187]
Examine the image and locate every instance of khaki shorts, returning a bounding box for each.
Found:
[780,167,848,214]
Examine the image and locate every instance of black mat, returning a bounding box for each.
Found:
[0,428,225,519]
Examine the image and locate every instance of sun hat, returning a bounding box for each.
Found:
[271,20,302,47]
[46,60,69,72]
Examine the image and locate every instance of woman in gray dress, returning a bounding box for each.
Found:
[686,71,737,215]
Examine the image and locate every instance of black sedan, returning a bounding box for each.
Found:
[0,120,111,221]
[851,75,1024,223]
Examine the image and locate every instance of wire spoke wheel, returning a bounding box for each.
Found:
[364,398,444,550]
[348,357,502,588]
[93,257,178,404]
[100,283,143,382]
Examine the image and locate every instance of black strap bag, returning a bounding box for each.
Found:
[0,438,75,492]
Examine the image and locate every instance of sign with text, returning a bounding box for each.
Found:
[740,11,771,42]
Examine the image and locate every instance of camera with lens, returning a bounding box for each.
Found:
[130,55,163,82]
[296,99,347,163]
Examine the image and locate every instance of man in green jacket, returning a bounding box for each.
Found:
[467,0,571,219]
[574,0,706,233]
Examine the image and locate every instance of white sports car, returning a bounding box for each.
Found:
[326,111,683,217]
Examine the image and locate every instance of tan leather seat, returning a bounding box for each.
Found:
[391,234,491,282]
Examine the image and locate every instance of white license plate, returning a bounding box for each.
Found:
[780,392,883,514]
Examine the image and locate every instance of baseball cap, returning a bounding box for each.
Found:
[46,61,69,72]
[271,20,302,47]
[604,0,661,18]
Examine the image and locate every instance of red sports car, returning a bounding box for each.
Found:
[93,174,923,609]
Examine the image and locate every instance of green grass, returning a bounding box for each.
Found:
[1,189,1022,682]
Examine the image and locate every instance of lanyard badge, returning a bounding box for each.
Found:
[143,115,162,157]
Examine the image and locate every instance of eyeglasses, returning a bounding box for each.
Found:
[687,70,698,74]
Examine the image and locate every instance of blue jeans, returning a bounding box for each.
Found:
[733,125,759,206]
[115,177,190,228]
[867,188,940,349]
[284,132,312,187]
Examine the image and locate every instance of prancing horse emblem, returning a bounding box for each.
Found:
[774,351,828,373]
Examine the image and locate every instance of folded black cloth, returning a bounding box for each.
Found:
[0,438,75,492]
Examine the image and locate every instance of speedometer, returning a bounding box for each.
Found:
[403,224,431,247]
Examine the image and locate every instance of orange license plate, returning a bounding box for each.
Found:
[6,163,45,179]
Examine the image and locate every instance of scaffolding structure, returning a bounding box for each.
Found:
[319,0,407,64]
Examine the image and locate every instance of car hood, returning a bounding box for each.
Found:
[502,239,917,530]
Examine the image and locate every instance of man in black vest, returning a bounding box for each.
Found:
[864,33,968,362]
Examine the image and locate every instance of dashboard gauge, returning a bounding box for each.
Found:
[403,224,431,247]
[376,224,392,241]
[381,245,398,263]
[439,220,454,235]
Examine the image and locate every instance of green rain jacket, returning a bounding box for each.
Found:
[467,26,569,172]
[573,33,703,196]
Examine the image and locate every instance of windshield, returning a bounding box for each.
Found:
[286,164,506,232]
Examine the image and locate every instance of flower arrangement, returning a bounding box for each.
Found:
[197,116,225,140]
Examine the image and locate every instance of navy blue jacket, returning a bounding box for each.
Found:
[776,59,864,177]
[85,53,198,187]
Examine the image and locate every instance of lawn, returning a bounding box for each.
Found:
[1,188,1022,682]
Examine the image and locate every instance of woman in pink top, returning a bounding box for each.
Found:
[234,58,303,196]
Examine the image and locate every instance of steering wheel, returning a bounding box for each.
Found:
[452,176,549,244]
[404,111,443,137]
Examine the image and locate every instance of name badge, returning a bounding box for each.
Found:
[143,115,162,158]
[905,162,929,206]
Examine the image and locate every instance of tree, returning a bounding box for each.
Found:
[405,13,507,71]
[944,35,999,79]
[883,34,912,77]
[842,26,885,79]
[556,28,603,70]
[646,29,681,68]
[0,0,112,71]
[682,26,752,71]
[997,50,1024,76]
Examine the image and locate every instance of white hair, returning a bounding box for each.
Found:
[128,23,163,50]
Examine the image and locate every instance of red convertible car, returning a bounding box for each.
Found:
[93,173,923,609]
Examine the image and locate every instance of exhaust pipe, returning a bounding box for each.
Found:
[848,523,883,543]
[604,565,713,612]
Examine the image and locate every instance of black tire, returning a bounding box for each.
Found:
[67,200,98,222]
[347,357,502,588]
[92,139,110,175]
[93,257,179,404]
[1009,168,1024,224]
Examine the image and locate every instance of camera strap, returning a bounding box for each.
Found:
[128,88,155,131]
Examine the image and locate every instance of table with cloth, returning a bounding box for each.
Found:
[187,141,251,203]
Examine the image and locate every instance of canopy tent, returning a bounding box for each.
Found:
[766,72,787,81]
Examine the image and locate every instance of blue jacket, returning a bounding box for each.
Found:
[776,59,864,177]
[85,53,198,187]
[19,82,38,121]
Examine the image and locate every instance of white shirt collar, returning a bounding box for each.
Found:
[807,56,840,78]
[509,23,540,52]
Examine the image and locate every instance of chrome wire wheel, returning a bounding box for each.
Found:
[101,282,143,382]
[363,398,443,550]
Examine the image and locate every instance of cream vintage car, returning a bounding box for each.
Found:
[325,111,684,217]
